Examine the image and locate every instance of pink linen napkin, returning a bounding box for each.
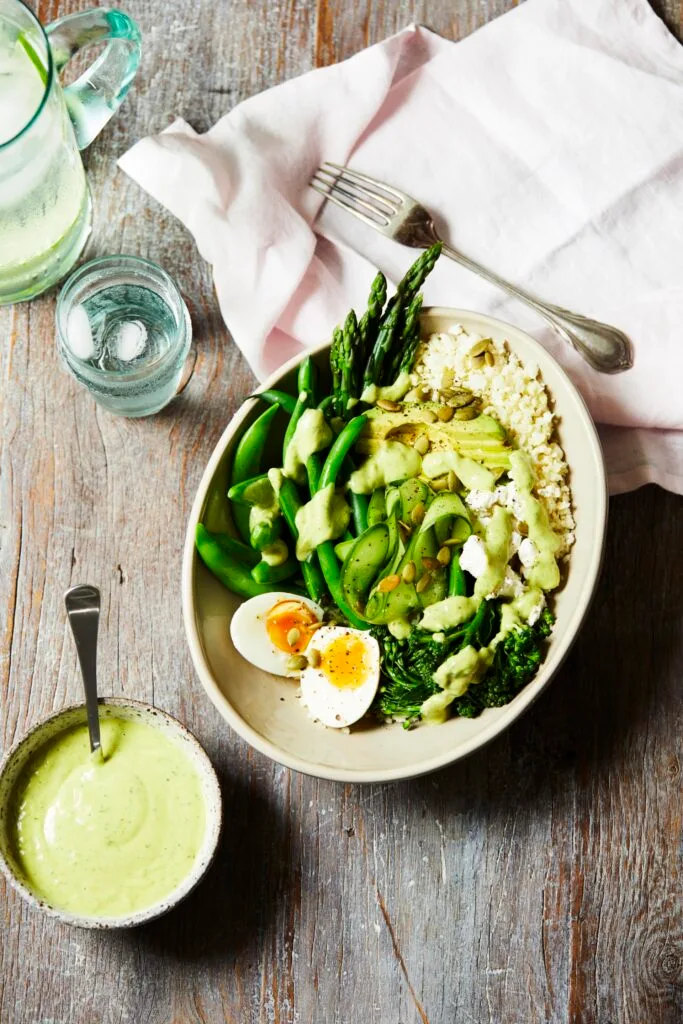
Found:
[119,0,683,495]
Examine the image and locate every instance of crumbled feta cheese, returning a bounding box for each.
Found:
[510,530,523,554]
[489,567,524,600]
[526,592,546,626]
[459,535,488,578]
[518,538,539,570]
[466,489,498,513]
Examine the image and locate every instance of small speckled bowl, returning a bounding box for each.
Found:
[0,698,222,929]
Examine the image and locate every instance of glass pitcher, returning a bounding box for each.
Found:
[0,1,141,304]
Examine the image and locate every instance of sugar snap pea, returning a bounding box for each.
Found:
[253,389,297,415]
[251,556,298,584]
[212,532,260,567]
[196,524,295,598]
[230,404,280,543]
[227,473,270,505]
[449,550,467,597]
[278,477,327,603]
[282,356,315,462]
[250,517,281,551]
[315,415,370,628]
[318,414,368,492]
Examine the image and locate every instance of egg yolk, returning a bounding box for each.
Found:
[320,634,370,690]
[265,601,320,653]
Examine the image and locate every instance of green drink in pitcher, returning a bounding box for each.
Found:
[0,1,141,304]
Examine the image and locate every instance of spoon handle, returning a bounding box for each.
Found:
[65,584,102,756]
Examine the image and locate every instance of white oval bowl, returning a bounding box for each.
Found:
[0,698,222,928]
[183,308,608,783]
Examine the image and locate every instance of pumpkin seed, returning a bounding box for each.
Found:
[437,546,451,566]
[443,537,463,546]
[454,405,479,421]
[431,476,449,491]
[411,502,426,525]
[440,367,455,390]
[447,388,476,408]
[485,350,495,367]
[437,405,454,422]
[405,389,420,403]
[402,561,417,583]
[377,398,401,412]
[447,470,458,492]
[418,385,432,402]
[413,434,430,456]
[287,627,301,647]
[469,338,491,357]
[378,573,401,593]
[422,557,440,571]
[416,572,431,594]
[422,409,438,424]
[469,353,485,369]
[287,654,309,672]
[307,648,321,668]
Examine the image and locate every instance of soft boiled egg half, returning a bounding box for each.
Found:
[230,593,324,677]
[299,625,380,729]
[230,595,381,729]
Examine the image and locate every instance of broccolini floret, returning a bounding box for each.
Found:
[451,607,554,718]
[371,605,554,726]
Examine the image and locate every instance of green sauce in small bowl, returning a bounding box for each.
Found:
[0,700,222,928]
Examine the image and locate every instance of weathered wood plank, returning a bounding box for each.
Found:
[1,2,681,1023]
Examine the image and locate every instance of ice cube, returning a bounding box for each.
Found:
[113,320,147,362]
[65,304,95,361]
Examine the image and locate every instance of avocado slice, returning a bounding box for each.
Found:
[357,407,512,473]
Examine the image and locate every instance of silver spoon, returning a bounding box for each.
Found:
[65,584,102,758]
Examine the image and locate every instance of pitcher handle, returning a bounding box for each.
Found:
[45,9,141,151]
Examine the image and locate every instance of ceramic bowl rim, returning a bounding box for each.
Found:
[182,307,608,783]
[0,697,223,929]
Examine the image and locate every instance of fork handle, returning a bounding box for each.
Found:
[440,243,633,374]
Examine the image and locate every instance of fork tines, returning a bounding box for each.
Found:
[310,162,405,228]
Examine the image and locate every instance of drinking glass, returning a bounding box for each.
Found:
[0,1,141,304]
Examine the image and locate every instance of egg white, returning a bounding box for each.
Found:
[299,625,380,728]
[230,592,323,678]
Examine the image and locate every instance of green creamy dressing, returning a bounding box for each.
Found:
[474,507,513,600]
[508,451,562,590]
[360,371,412,406]
[10,718,206,918]
[247,468,283,538]
[349,441,422,494]
[419,596,479,632]
[294,483,351,561]
[420,588,546,724]
[260,539,289,567]
[387,618,412,640]
[421,450,496,491]
[283,408,333,486]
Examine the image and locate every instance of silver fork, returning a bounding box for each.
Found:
[311,162,633,374]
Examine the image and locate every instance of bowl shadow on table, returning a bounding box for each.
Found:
[406,486,683,820]
[127,767,296,963]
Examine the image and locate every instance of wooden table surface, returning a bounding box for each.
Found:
[1,1,682,1022]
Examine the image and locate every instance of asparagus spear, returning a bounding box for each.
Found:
[386,293,423,383]
[339,309,360,415]
[363,243,441,387]
[395,241,442,306]
[357,271,387,367]
[330,325,343,414]
[362,300,402,389]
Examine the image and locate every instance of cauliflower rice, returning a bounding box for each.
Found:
[412,325,575,557]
